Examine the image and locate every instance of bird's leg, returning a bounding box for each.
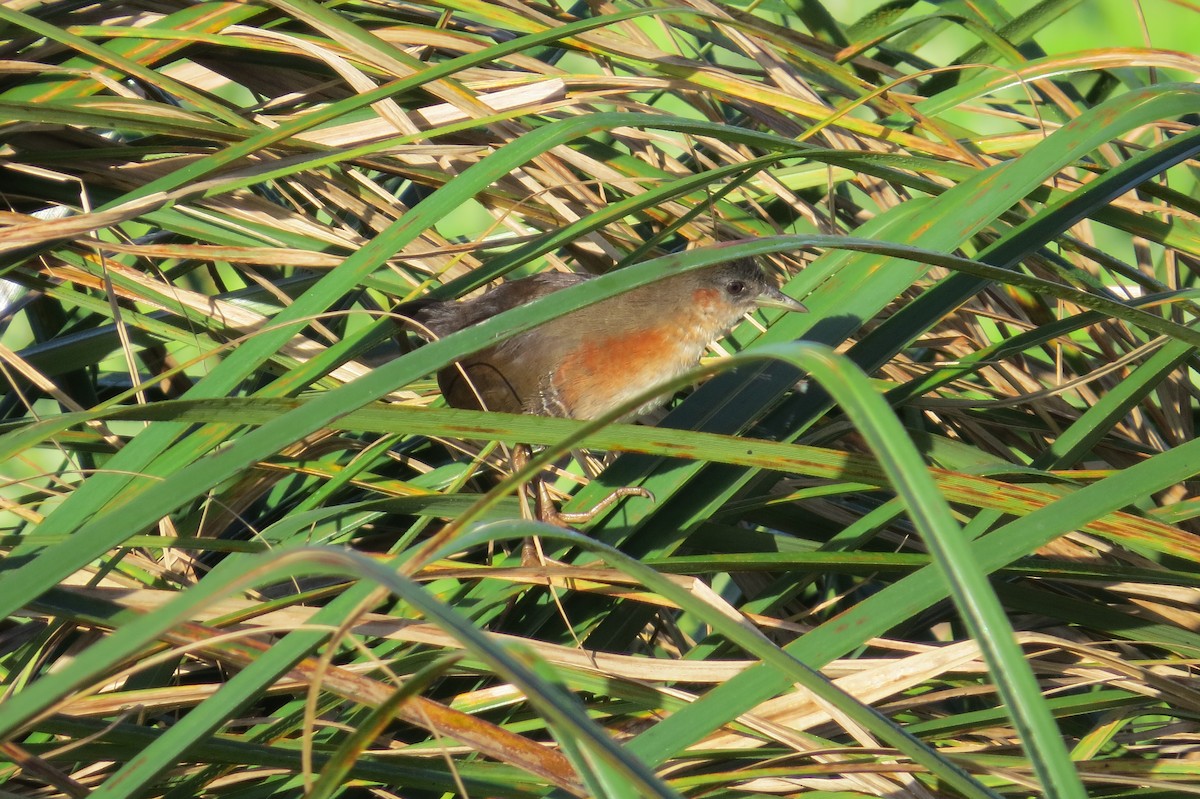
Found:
[514,444,655,566]
[557,449,656,523]
[526,451,653,527]
[510,443,547,566]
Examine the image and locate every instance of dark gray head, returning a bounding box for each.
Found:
[694,258,807,315]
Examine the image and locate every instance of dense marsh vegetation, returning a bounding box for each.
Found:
[1,1,1198,796]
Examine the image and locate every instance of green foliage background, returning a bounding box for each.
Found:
[1,1,1198,797]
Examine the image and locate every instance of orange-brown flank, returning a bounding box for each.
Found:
[555,326,677,418]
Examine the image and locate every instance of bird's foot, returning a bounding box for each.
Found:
[523,482,654,567]
[551,486,655,525]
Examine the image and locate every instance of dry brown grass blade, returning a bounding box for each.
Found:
[143,621,588,796]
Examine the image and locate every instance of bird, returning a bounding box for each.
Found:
[402,257,806,421]
[399,257,806,544]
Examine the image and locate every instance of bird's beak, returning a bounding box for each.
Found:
[756,287,807,313]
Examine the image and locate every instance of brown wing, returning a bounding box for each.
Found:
[400,271,592,414]
[410,272,591,337]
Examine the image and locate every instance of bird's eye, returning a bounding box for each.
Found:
[726,280,746,296]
